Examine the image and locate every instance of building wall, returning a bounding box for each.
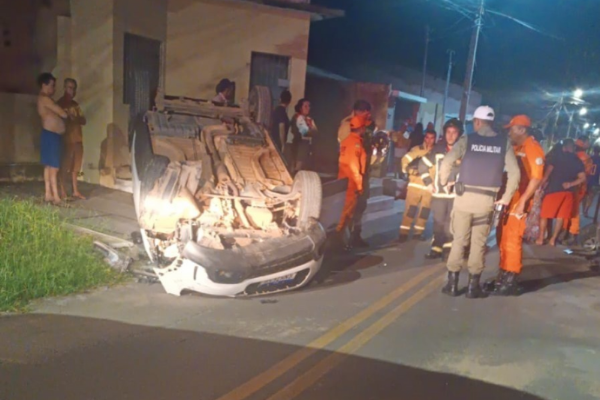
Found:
[0,0,40,94]
[67,0,167,184]
[113,0,168,149]
[0,93,41,163]
[166,0,310,104]
[70,0,116,184]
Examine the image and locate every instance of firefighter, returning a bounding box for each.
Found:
[349,109,377,248]
[486,115,544,296]
[338,100,372,143]
[418,118,463,260]
[563,136,593,244]
[398,130,436,242]
[439,106,521,299]
[335,116,367,245]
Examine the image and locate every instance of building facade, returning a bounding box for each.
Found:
[0,0,340,186]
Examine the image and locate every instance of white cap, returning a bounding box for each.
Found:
[472,105,495,121]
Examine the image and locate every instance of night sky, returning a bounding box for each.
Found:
[309,0,600,120]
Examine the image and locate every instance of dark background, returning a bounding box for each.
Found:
[309,0,600,121]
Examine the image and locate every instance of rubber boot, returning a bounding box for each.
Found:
[465,274,487,299]
[491,272,521,296]
[398,234,408,244]
[329,230,347,252]
[425,250,443,260]
[483,270,507,293]
[441,271,460,297]
[349,227,369,249]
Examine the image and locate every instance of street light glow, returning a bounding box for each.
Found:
[584,123,590,129]
[580,107,588,116]
[574,88,584,98]
[595,128,600,135]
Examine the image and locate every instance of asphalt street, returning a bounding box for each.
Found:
[2,215,600,400]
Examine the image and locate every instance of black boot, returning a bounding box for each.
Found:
[465,274,487,299]
[483,270,507,293]
[425,250,443,260]
[398,234,408,244]
[329,231,347,252]
[491,272,521,296]
[441,272,460,297]
[349,228,369,248]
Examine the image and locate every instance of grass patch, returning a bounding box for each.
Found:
[0,198,124,312]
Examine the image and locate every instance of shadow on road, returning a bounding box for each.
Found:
[520,263,600,294]
[0,314,546,400]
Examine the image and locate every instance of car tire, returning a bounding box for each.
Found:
[249,85,272,128]
[294,170,322,228]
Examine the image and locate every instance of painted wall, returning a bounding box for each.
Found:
[113,0,168,148]
[67,0,167,184]
[338,64,483,134]
[166,0,310,104]
[0,93,41,163]
[69,0,116,184]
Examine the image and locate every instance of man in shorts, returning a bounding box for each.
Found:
[537,139,586,246]
[37,73,68,204]
[58,78,87,199]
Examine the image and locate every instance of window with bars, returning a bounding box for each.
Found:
[249,52,290,103]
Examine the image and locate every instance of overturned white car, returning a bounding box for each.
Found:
[131,93,325,297]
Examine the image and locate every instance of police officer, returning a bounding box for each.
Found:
[418,118,463,260]
[438,106,521,298]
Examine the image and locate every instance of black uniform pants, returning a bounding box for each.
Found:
[351,173,370,233]
[350,135,372,235]
[431,197,454,254]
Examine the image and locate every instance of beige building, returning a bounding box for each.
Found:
[0,0,341,186]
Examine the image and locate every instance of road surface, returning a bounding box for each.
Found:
[1,215,600,400]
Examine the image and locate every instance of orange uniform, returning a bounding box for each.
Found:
[499,135,545,274]
[563,144,593,235]
[336,129,367,232]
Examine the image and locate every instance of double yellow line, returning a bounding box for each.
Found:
[217,265,444,400]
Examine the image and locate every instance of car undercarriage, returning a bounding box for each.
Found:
[131,92,325,297]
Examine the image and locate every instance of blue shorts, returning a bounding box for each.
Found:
[40,129,63,168]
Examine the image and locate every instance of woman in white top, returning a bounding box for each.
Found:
[288,98,317,174]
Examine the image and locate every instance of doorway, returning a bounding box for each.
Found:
[123,33,161,129]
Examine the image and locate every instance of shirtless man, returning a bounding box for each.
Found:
[37,73,67,204]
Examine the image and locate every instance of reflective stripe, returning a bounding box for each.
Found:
[421,173,430,180]
[408,183,429,190]
[422,157,434,167]
[400,225,412,230]
[414,226,425,230]
[404,155,414,162]
[432,193,455,199]
[443,243,453,248]
[431,246,443,252]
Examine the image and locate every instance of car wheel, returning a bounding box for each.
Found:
[294,170,322,228]
[248,85,272,128]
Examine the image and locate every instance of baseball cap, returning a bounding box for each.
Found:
[350,116,365,129]
[472,105,495,121]
[504,115,532,129]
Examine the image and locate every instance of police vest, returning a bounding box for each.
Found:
[458,133,506,188]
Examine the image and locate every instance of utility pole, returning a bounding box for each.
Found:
[420,25,430,97]
[459,0,484,121]
[441,49,455,125]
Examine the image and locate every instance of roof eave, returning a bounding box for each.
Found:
[242,0,344,21]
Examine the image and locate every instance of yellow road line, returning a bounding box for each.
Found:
[215,266,443,400]
[266,275,445,400]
